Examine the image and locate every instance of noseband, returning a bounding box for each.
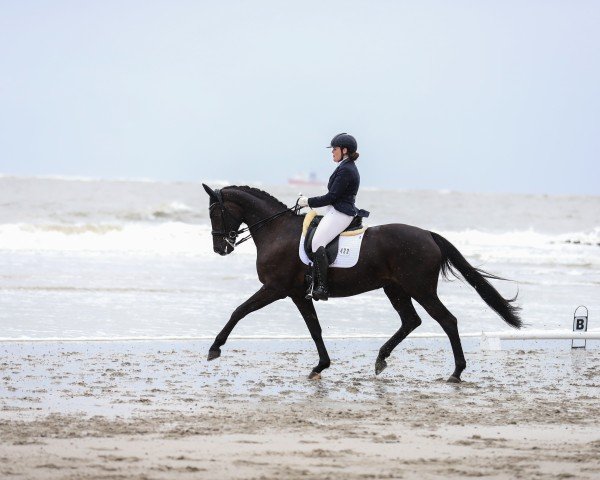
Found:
[209,189,301,250]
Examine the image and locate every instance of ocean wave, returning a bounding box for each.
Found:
[151,201,194,219]
[0,222,598,265]
[438,227,600,247]
[0,222,240,256]
[437,228,600,267]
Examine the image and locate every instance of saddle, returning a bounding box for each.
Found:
[303,210,367,264]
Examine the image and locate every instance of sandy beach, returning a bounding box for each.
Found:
[1,338,599,479]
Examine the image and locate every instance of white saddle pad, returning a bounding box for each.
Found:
[298,233,365,268]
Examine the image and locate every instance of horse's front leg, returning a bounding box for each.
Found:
[207,286,285,361]
[291,295,331,379]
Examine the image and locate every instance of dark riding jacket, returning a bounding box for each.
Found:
[307,158,369,217]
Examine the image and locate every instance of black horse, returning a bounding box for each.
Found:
[203,184,521,382]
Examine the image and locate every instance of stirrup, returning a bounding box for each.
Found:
[305,283,314,300]
[305,268,314,300]
[312,286,329,301]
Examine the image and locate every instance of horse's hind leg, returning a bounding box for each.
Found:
[417,294,466,383]
[375,285,422,375]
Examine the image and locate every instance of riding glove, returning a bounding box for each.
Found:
[298,196,309,207]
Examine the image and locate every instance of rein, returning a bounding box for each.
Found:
[209,189,302,249]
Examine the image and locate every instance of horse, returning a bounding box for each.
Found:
[202,184,522,382]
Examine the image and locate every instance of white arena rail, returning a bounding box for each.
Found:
[1,331,598,342]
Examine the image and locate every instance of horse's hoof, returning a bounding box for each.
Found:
[308,371,322,380]
[207,349,221,361]
[375,358,387,375]
[447,375,461,383]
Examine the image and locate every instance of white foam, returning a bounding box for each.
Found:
[151,201,195,219]
[0,221,597,265]
[438,228,600,267]
[0,222,253,256]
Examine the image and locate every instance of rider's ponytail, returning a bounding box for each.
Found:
[348,152,359,161]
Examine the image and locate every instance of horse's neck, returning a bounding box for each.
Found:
[234,192,281,225]
[230,190,298,247]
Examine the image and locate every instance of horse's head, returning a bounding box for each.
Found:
[202,184,244,256]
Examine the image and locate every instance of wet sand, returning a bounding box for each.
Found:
[1,338,599,479]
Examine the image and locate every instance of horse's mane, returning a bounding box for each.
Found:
[222,185,288,210]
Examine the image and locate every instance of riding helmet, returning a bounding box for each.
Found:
[328,133,357,154]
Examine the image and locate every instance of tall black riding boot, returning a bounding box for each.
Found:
[312,246,329,301]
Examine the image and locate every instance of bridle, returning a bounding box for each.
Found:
[209,189,301,249]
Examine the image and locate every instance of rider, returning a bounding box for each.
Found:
[298,133,368,301]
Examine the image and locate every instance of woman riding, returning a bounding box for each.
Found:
[298,133,369,301]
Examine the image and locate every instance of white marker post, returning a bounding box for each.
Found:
[571,305,588,349]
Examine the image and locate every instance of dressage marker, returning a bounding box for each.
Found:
[572,305,589,349]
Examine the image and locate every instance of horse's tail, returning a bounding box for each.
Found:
[430,231,523,329]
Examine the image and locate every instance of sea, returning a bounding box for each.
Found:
[0,175,598,341]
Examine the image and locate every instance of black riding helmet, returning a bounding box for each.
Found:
[328,133,357,154]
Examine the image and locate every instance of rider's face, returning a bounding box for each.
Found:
[332,147,345,162]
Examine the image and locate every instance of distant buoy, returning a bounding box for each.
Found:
[571,305,589,349]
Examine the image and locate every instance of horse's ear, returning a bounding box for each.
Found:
[202,183,218,201]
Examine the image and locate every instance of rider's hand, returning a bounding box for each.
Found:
[297,196,309,208]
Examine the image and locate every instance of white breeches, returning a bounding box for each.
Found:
[311,206,354,252]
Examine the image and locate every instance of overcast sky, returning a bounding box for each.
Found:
[0,1,598,194]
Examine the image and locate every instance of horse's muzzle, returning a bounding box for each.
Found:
[214,244,234,256]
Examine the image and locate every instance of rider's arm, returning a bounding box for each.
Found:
[308,170,352,208]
